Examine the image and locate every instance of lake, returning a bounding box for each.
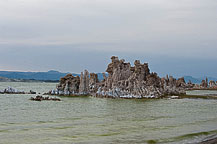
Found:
[0,82,217,144]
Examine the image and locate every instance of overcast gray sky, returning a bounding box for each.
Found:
[0,0,217,77]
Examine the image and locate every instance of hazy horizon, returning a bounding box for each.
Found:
[0,0,216,78]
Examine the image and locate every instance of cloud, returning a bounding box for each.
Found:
[1,0,216,45]
[0,0,216,76]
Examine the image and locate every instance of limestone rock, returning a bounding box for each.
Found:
[89,73,99,93]
[176,77,187,87]
[96,56,186,98]
[49,56,186,98]
[0,86,35,94]
[200,78,208,88]
[79,70,89,94]
[161,75,186,95]
[30,96,61,101]
[209,80,216,88]
[186,80,195,88]
[57,73,80,95]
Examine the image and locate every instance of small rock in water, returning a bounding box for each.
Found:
[0,86,37,94]
[29,90,36,94]
[170,96,179,99]
[30,95,61,101]
[3,86,25,94]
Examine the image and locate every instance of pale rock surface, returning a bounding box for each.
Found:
[79,70,89,94]
[96,56,186,98]
[56,73,80,95]
[48,56,186,98]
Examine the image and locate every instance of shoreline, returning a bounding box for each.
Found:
[43,93,217,100]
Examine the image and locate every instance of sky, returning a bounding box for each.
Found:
[0,0,217,77]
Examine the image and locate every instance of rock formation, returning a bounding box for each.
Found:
[209,80,216,88]
[0,86,36,94]
[30,96,61,101]
[200,78,208,88]
[176,77,186,87]
[89,73,99,93]
[95,57,186,98]
[55,74,80,95]
[79,70,89,94]
[186,80,195,89]
[47,56,186,98]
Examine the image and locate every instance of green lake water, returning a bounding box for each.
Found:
[0,82,217,144]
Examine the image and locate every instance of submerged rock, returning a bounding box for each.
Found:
[47,56,186,98]
[30,96,61,101]
[29,90,36,94]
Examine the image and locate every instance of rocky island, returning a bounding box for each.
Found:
[46,56,188,99]
[30,96,61,101]
[0,86,36,94]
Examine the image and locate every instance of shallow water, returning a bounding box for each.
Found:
[0,82,217,144]
[187,90,217,96]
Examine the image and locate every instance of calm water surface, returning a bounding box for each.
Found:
[0,82,217,144]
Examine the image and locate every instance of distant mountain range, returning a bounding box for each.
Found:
[0,70,105,82]
[0,70,69,81]
[0,70,216,83]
